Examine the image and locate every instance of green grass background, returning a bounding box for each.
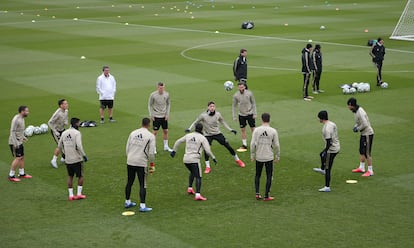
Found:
[1,0,413,247]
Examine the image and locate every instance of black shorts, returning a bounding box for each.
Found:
[239,114,256,129]
[100,100,114,109]
[206,133,228,146]
[66,162,83,178]
[10,144,24,157]
[153,117,168,131]
[359,134,374,158]
[51,129,64,144]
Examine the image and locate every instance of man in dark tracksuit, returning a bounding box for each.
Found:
[233,48,248,89]
[369,38,385,86]
[301,44,313,101]
[312,44,324,94]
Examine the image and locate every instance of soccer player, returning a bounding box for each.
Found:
[369,38,386,86]
[8,106,32,182]
[96,65,116,124]
[301,43,313,101]
[186,101,245,174]
[313,111,340,192]
[48,99,69,168]
[124,117,155,212]
[232,81,257,151]
[58,118,88,200]
[347,98,375,177]
[148,82,172,153]
[170,123,217,201]
[233,48,248,88]
[311,44,324,94]
[250,113,280,201]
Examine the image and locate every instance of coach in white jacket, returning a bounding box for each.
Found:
[96,65,116,124]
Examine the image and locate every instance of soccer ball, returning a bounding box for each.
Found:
[224,81,234,91]
[342,87,350,94]
[24,126,34,137]
[33,126,42,135]
[351,82,359,88]
[320,25,326,30]
[349,87,356,94]
[40,123,48,133]
[381,82,388,88]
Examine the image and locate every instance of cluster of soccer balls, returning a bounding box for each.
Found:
[224,81,234,91]
[24,123,48,137]
[341,82,371,94]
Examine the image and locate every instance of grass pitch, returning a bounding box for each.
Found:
[1,0,413,247]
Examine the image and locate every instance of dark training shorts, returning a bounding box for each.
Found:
[100,100,114,109]
[239,114,256,129]
[10,144,24,157]
[153,117,168,131]
[66,162,83,178]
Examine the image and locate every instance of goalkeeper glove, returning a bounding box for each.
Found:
[149,162,155,174]
[170,151,176,158]
[83,155,88,162]
[212,158,217,165]
[231,130,237,135]
[185,128,190,133]
[352,126,358,133]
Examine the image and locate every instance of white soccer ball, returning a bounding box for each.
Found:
[349,87,356,94]
[40,123,48,133]
[352,82,359,88]
[342,88,350,94]
[224,81,234,91]
[381,82,388,88]
[33,126,42,135]
[24,126,34,137]
[363,83,370,92]
[320,25,326,30]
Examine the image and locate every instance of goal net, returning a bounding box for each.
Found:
[390,0,414,41]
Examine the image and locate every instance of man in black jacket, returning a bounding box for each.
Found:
[301,44,313,101]
[369,38,386,86]
[233,49,248,88]
[312,44,324,94]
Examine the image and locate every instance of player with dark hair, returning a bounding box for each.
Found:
[250,113,280,201]
[347,98,375,177]
[170,123,217,201]
[148,82,172,153]
[186,101,245,174]
[313,111,340,192]
[232,81,257,151]
[8,106,32,182]
[301,43,313,101]
[369,38,386,86]
[124,117,155,212]
[312,44,324,94]
[233,48,248,88]
[96,65,117,124]
[58,118,88,200]
[48,99,69,168]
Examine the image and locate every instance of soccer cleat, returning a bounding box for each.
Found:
[303,97,312,101]
[236,159,245,168]
[312,91,319,94]
[318,89,325,93]
[263,196,274,201]
[362,171,374,177]
[237,145,248,152]
[125,202,137,208]
[255,194,262,200]
[164,147,173,152]
[195,195,207,201]
[68,196,76,201]
[352,168,365,173]
[318,186,331,192]
[307,96,314,99]
[100,120,104,124]
[312,168,326,175]
[19,174,32,179]
[51,160,58,168]
[139,207,152,212]
[76,194,86,200]
[204,167,211,174]
[8,176,21,182]
[187,188,195,195]
[109,119,116,123]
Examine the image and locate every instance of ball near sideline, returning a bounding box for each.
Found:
[224,81,234,91]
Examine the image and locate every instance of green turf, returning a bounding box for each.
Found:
[1,0,413,247]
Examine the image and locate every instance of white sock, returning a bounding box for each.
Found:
[19,168,24,175]
[163,140,169,148]
[242,139,247,147]
[140,203,146,209]
[205,161,210,168]
[68,188,74,197]
[77,186,83,195]
[234,154,240,161]
[125,199,131,204]
[368,166,373,173]
[359,162,365,171]
[52,155,57,161]
[195,193,200,198]
[9,170,15,177]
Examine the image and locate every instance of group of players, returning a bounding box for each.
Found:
[7,45,376,212]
